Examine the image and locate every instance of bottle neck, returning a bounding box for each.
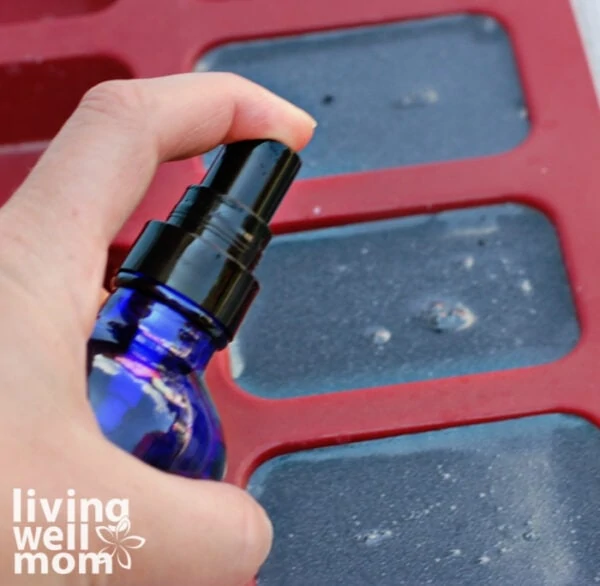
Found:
[97,286,225,373]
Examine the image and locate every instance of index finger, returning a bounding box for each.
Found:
[0,73,315,333]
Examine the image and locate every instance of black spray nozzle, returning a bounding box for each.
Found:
[200,139,300,223]
[166,140,300,271]
[115,139,301,347]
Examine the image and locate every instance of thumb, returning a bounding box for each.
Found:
[89,437,273,586]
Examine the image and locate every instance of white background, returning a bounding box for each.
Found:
[571,0,600,102]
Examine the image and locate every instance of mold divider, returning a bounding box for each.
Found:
[191,0,600,495]
[207,343,595,488]
[0,0,118,27]
[0,0,596,248]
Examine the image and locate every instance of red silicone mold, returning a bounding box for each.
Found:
[1,0,599,538]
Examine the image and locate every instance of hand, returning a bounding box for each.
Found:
[0,73,315,585]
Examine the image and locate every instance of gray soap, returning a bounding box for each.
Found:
[249,414,600,585]
[232,204,579,398]
[197,14,529,178]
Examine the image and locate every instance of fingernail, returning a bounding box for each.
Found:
[291,104,318,129]
[259,505,274,544]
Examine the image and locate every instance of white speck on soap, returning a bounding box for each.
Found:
[520,279,533,294]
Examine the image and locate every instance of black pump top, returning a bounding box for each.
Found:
[201,140,299,223]
[115,139,301,347]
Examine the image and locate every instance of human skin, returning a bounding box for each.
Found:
[0,73,315,586]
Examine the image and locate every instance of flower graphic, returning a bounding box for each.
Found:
[96,516,145,570]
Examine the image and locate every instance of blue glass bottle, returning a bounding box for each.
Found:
[88,286,227,479]
[87,140,301,480]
